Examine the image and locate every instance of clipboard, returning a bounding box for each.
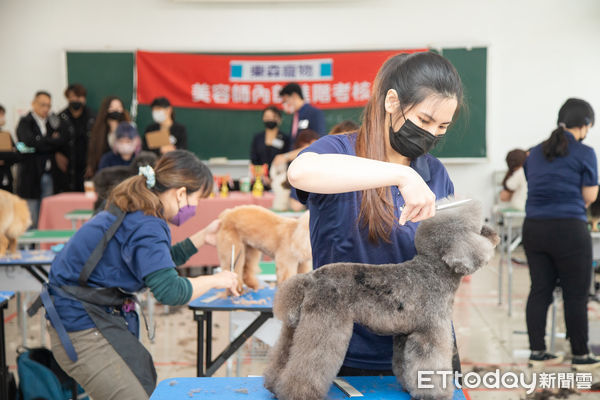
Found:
[145,129,170,149]
[0,132,13,151]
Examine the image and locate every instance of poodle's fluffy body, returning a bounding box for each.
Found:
[216,205,311,292]
[0,190,31,256]
[264,201,499,400]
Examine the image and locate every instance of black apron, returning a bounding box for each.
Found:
[29,205,157,396]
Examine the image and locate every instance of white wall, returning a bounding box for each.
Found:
[1,0,599,216]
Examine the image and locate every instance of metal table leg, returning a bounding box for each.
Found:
[0,302,8,400]
[507,218,514,317]
[194,311,206,377]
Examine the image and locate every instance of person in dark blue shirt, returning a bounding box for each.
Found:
[46,150,239,399]
[98,122,138,171]
[288,52,463,376]
[522,98,600,369]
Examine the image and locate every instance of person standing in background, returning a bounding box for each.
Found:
[57,84,96,192]
[250,105,290,183]
[16,91,65,228]
[0,104,15,192]
[143,97,187,156]
[523,98,600,369]
[271,83,326,168]
[86,96,130,178]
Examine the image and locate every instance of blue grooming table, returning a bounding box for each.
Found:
[188,287,275,377]
[0,250,56,284]
[150,376,467,399]
[0,291,15,400]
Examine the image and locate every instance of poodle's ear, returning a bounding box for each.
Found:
[442,231,496,275]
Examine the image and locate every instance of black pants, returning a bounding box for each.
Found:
[522,218,591,356]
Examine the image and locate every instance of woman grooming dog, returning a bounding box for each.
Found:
[38,150,239,399]
[287,52,463,376]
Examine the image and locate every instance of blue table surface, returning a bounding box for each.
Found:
[150,376,466,400]
[0,250,55,265]
[0,291,15,306]
[189,287,276,311]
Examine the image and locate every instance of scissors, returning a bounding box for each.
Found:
[399,198,472,214]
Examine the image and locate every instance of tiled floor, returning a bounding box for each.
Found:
[4,249,600,399]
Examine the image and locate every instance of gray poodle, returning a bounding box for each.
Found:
[263,201,499,400]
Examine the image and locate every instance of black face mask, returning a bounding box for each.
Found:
[264,120,278,130]
[107,111,125,121]
[69,101,83,111]
[389,118,443,159]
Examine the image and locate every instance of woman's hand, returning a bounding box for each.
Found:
[397,169,436,225]
[211,270,240,296]
[190,219,221,248]
[272,154,288,167]
[202,219,221,246]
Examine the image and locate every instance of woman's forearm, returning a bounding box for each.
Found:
[287,152,419,194]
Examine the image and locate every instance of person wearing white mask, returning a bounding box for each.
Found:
[97,122,139,171]
[143,97,188,155]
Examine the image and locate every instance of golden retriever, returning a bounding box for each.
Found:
[216,205,311,292]
[0,189,32,256]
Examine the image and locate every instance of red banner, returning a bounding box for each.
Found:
[136,49,427,110]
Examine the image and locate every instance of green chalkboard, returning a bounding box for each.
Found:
[66,52,134,113]
[66,48,486,159]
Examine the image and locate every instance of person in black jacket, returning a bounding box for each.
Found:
[143,97,187,156]
[16,91,66,228]
[250,105,290,181]
[57,84,96,192]
[0,104,15,192]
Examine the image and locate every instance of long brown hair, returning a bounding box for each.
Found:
[108,150,213,219]
[87,96,131,175]
[356,52,463,243]
[502,149,527,191]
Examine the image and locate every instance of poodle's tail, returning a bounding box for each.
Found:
[273,273,310,327]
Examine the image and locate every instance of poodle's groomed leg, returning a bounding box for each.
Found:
[399,322,455,400]
[263,323,295,394]
[242,245,261,290]
[8,237,17,255]
[274,312,353,400]
[274,253,298,285]
[297,260,312,274]
[392,333,409,389]
[0,234,8,257]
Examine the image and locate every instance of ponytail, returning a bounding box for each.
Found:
[107,150,213,219]
[109,175,164,218]
[541,123,569,161]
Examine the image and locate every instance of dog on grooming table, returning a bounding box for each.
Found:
[216,205,312,293]
[264,200,498,400]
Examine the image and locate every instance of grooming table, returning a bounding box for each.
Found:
[0,291,14,400]
[0,251,55,347]
[150,376,467,399]
[64,209,93,229]
[18,229,75,245]
[497,209,525,316]
[189,287,275,377]
[0,250,55,284]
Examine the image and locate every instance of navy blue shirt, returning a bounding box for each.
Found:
[294,103,326,138]
[296,133,454,370]
[524,131,598,221]
[98,151,133,171]
[49,210,175,331]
